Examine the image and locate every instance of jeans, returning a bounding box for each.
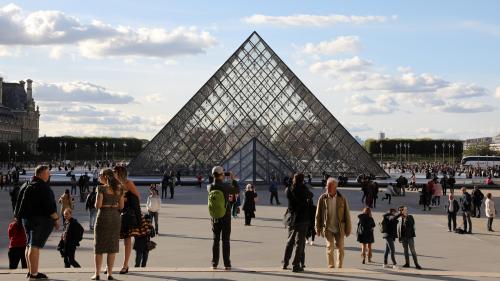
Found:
[161,186,168,199]
[149,211,159,233]
[89,209,97,231]
[270,191,280,205]
[447,212,457,231]
[71,185,77,195]
[135,249,149,267]
[212,215,231,267]
[401,237,419,266]
[63,245,81,268]
[8,247,27,269]
[462,212,472,233]
[384,237,397,265]
[487,217,494,231]
[283,223,308,268]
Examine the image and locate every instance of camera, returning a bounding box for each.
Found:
[224,172,231,177]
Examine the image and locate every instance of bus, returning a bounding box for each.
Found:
[461,156,500,168]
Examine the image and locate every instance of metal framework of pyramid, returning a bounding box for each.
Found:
[222,137,293,183]
[128,32,388,179]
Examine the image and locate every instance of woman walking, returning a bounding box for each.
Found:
[146,187,161,234]
[243,184,257,226]
[114,165,141,275]
[92,168,124,280]
[485,193,496,231]
[357,207,375,264]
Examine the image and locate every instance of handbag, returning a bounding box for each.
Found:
[147,240,157,251]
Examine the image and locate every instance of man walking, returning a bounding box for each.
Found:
[85,187,97,232]
[459,187,473,234]
[269,178,280,205]
[208,166,239,270]
[315,178,352,269]
[445,194,459,232]
[161,171,169,200]
[398,207,422,269]
[14,165,60,280]
[472,187,484,218]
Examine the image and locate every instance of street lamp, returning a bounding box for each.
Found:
[22,151,25,164]
[8,142,11,164]
[74,143,78,163]
[442,142,445,163]
[94,142,98,163]
[380,143,383,167]
[101,141,105,162]
[399,142,402,164]
[452,144,455,163]
[14,151,17,164]
[112,143,115,162]
[448,143,451,163]
[434,144,437,163]
[64,141,67,163]
[123,142,127,160]
[403,143,407,163]
[407,143,411,162]
[59,141,62,164]
[105,141,109,162]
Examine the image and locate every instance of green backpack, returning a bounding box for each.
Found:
[208,189,227,219]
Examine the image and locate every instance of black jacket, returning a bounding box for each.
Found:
[15,177,57,219]
[85,191,97,210]
[398,215,416,241]
[445,199,460,214]
[382,212,401,239]
[356,213,375,244]
[63,218,83,248]
[243,190,257,212]
[285,184,313,226]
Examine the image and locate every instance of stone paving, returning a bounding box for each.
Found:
[0,181,499,280]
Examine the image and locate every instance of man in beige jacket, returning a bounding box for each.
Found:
[315,178,352,268]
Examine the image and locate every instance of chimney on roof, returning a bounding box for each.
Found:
[0,77,3,105]
[27,79,33,101]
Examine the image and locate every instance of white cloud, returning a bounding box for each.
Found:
[345,122,372,132]
[433,101,495,113]
[33,81,134,104]
[496,86,500,98]
[0,45,21,57]
[300,36,360,56]
[0,4,217,58]
[434,83,489,99]
[310,56,371,77]
[144,93,164,103]
[346,94,398,115]
[243,14,392,27]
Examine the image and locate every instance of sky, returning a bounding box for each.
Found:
[0,0,499,141]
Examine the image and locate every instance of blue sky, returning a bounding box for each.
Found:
[1,0,499,140]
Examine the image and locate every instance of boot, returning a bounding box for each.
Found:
[361,253,366,264]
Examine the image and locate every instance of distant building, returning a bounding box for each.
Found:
[463,137,493,150]
[378,132,386,141]
[0,77,40,153]
[490,134,500,152]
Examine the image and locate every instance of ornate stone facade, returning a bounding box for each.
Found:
[0,77,40,153]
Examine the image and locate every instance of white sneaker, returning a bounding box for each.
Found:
[310,241,314,246]
[393,265,399,270]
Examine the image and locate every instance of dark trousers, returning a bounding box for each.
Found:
[161,187,167,199]
[473,202,482,217]
[401,238,419,266]
[244,210,253,225]
[447,212,457,231]
[462,212,472,233]
[149,211,159,233]
[384,238,397,265]
[382,194,391,204]
[212,215,231,267]
[63,245,81,268]
[8,247,27,269]
[487,217,494,231]
[135,249,149,267]
[283,223,308,268]
[70,186,77,195]
[169,185,174,199]
[270,191,280,205]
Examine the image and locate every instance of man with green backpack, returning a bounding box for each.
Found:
[207,166,239,270]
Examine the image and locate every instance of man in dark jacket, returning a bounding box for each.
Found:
[60,209,82,268]
[459,187,473,234]
[283,173,313,272]
[398,207,422,269]
[269,178,280,205]
[445,194,460,232]
[472,187,484,218]
[382,208,401,268]
[207,166,239,270]
[14,165,60,280]
[85,187,97,231]
[161,171,170,200]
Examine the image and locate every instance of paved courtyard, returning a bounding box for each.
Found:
[0,182,499,280]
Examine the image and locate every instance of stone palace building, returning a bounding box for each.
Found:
[0,77,40,153]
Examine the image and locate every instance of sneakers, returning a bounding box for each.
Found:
[29,273,48,280]
[402,264,410,268]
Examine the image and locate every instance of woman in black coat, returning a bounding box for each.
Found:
[243,184,258,226]
[357,207,375,264]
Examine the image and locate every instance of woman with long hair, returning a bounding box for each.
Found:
[357,207,375,264]
[243,184,257,226]
[93,168,124,280]
[58,189,74,224]
[113,165,141,274]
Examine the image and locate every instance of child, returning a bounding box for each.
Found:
[8,219,27,269]
[60,209,83,268]
[134,214,155,267]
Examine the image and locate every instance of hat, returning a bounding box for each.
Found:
[212,166,224,175]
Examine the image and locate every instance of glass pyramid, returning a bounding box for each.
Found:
[128,32,388,179]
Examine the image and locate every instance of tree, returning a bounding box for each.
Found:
[463,142,497,156]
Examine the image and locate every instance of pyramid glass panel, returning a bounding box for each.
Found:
[128,32,388,179]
